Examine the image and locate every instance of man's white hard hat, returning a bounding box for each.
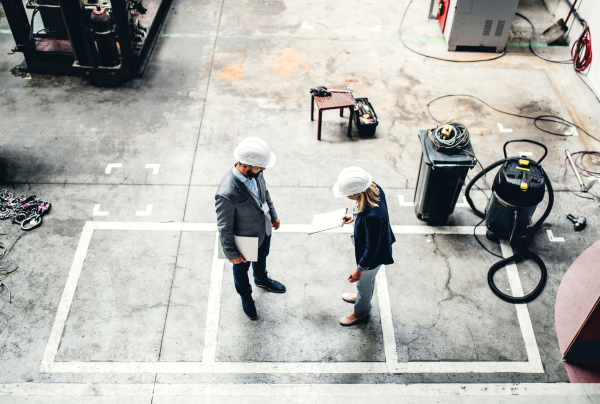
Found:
[333,166,373,197]
[234,137,276,168]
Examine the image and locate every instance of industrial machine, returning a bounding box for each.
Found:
[2,0,173,86]
[465,140,554,303]
[429,0,519,52]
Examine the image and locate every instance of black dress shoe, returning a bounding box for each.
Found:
[241,295,257,320]
[254,277,286,293]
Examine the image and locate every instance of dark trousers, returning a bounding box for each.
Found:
[232,235,271,296]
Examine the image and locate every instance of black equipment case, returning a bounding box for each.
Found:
[414,129,477,224]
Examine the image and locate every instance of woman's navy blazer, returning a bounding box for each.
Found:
[354,183,396,270]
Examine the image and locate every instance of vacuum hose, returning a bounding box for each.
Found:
[465,158,554,304]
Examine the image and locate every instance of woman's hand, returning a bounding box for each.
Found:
[347,269,362,283]
[342,214,354,224]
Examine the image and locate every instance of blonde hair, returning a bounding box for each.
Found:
[357,183,380,213]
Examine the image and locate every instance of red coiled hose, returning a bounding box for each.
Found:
[572,22,592,72]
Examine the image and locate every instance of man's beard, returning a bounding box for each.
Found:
[246,169,260,179]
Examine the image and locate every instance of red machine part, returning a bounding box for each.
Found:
[436,0,451,33]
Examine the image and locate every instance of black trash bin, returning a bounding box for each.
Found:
[414,129,477,224]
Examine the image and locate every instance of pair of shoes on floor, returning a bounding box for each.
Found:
[254,277,286,293]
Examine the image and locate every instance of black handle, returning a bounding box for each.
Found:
[503,139,548,163]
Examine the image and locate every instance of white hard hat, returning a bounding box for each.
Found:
[333,166,373,197]
[234,137,276,168]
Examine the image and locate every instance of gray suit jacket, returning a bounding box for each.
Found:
[215,168,277,260]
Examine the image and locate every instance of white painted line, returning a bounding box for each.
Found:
[92,204,109,216]
[0,383,153,396]
[369,25,381,31]
[104,163,122,174]
[145,164,160,174]
[153,383,600,397]
[391,225,487,235]
[39,222,95,372]
[500,240,544,372]
[546,230,565,242]
[301,22,314,29]
[497,123,513,133]
[403,195,470,209]
[3,383,600,397]
[519,151,533,157]
[398,195,414,206]
[39,222,540,375]
[201,234,225,363]
[135,204,153,216]
[375,266,399,370]
[89,222,217,231]
[44,360,545,373]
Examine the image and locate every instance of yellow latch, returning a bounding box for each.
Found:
[516,167,530,171]
[519,159,530,166]
[520,182,528,190]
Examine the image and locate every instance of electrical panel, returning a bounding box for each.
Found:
[442,0,520,52]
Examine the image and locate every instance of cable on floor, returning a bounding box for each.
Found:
[427,94,600,143]
[399,0,505,63]
[515,12,573,64]
[563,150,600,199]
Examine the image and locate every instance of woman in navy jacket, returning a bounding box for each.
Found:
[333,167,395,326]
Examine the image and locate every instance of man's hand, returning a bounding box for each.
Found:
[272,218,281,230]
[229,254,246,264]
[347,269,362,283]
[342,214,354,224]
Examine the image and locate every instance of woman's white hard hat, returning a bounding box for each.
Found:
[234,137,276,168]
[332,166,373,197]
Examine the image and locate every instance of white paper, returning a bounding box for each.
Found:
[218,236,259,262]
[308,208,348,235]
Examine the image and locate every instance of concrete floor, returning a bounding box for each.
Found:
[1,0,600,402]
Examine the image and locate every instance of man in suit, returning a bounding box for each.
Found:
[215,137,286,320]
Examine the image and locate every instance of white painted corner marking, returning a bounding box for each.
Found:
[302,22,313,29]
[497,123,513,133]
[135,204,153,216]
[565,127,578,136]
[455,196,469,208]
[93,204,109,216]
[369,25,381,31]
[547,230,565,242]
[105,163,122,174]
[398,195,415,207]
[145,164,160,174]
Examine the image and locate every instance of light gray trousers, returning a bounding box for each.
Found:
[354,264,382,315]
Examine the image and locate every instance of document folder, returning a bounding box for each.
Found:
[218,236,259,262]
[308,208,348,235]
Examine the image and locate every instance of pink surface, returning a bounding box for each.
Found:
[565,362,600,383]
[555,240,600,357]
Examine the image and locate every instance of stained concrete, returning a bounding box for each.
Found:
[1,0,600,401]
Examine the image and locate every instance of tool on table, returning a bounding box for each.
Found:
[566,149,588,192]
[310,86,353,97]
[567,214,587,231]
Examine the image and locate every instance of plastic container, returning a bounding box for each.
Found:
[353,98,379,137]
[414,129,477,224]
